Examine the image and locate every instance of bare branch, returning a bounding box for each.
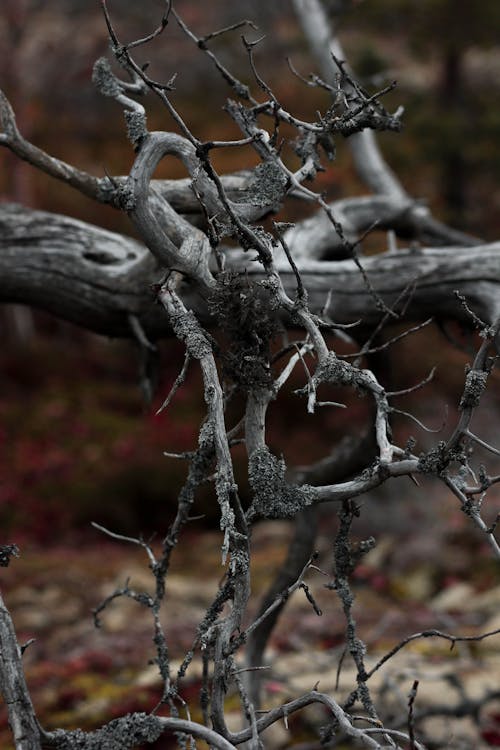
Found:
[0,588,42,750]
[366,627,500,681]
[156,351,191,415]
[0,89,105,202]
[292,0,406,200]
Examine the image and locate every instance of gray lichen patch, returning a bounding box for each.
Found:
[124,110,148,148]
[237,162,288,209]
[313,352,367,391]
[460,369,488,409]
[92,57,121,99]
[216,472,236,547]
[208,271,281,388]
[417,441,448,475]
[47,713,163,749]
[248,447,315,519]
[169,308,212,360]
[115,180,137,212]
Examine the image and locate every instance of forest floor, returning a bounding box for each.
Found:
[2,331,500,749]
[1,516,500,750]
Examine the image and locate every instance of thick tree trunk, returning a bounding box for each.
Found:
[0,204,498,339]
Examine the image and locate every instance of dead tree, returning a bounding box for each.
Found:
[1,1,499,748]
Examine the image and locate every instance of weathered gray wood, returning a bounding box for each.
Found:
[0,590,41,749]
[0,203,164,336]
[292,0,407,202]
[0,203,498,338]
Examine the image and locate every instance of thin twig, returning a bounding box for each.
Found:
[156,351,191,414]
[91,522,157,567]
[366,627,500,680]
[386,368,436,397]
[466,429,500,457]
[390,406,444,434]
[407,680,419,750]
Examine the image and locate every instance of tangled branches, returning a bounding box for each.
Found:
[1,2,500,749]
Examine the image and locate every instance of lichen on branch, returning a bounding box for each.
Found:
[248,446,315,518]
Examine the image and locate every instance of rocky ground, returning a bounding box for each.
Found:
[1,516,500,749]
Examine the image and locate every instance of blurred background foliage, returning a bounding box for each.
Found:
[1,0,500,541]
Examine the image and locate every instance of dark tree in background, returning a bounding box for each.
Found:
[354,0,500,230]
[1,1,500,748]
